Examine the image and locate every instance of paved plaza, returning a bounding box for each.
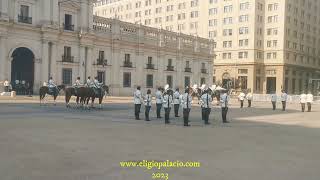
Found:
[0,96,320,180]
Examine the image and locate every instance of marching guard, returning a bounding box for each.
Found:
[163,88,173,124]
[201,88,212,125]
[134,86,143,120]
[144,89,152,121]
[246,90,253,107]
[306,92,314,112]
[155,87,163,118]
[300,92,307,112]
[220,90,230,123]
[238,91,246,108]
[173,88,181,117]
[271,92,277,110]
[181,88,192,126]
[281,90,288,111]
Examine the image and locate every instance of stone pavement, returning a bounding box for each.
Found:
[0,96,320,180]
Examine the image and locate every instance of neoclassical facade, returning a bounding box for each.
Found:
[0,0,214,96]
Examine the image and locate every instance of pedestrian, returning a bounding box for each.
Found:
[144,89,152,121]
[181,88,192,126]
[155,87,163,118]
[220,90,230,123]
[3,79,9,92]
[246,90,253,107]
[133,86,143,120]
[300,92,307,112]
[238,91,246,108]
[306,92,314,112]
[281,90,288,111]
[201,89,212,125]
[173,88,181,117]
[163,90,173,124]
[271,92,277,110]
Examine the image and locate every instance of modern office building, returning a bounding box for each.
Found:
[94,0,320,94]
[0,0,213,96]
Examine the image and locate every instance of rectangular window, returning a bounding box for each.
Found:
[184,76,190,87]
[97,71,105,84]
[20,5,29,17]
[168,59,172,66]
[147,56,152,64]
[123,72,131,87]
[62,68,72,85]
[146,74,153,88]
[64,14,73,31]
[99,51,104,60]
[167,75,173,88]
[200,78,206,85]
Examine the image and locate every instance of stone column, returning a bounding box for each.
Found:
[50,42,58,82]
[52,0,59,26]
[0,36,8,81]
[34,58,42,94]
[86,47,93,81]
[0,0,9,20]
[79,45,86,81]
[110,19,121,96]
[41,41,50,83]
[41,0,51,25]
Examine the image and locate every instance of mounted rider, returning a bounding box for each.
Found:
[48,77,58,94]
[92,77,103,96]
[73,77,83,95]
[86,76,92,87]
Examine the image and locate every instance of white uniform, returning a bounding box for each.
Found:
[4,80,9,87]
[155,90,163,104]
[238,92,246,101]
[163,94,173,108]
[271,94,277,102]
[220,93,230,108]
[93,79,101,88]
[281,93,288,102]
[15,80,20,85]
[306,94,314,103]
[181,93,192,109]
[134,90,143,104]
[200,93,212,108]
[48,79,56,88]
[173,91,181,104]
[74,79,83,87]
[246,93,253,100]
[86,79,92,87]
[144,94,152,107]
[300,94,307,103]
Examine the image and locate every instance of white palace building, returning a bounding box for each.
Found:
[0,0,214,96]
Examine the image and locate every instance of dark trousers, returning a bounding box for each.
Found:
[248,100,252,107]
[201,108,206,120]
[240,100,244,108]
[307,102,312,112]
[204,108,211,124]
[174,104,180,117]
[4,86,9,92]
[221,107,228,123]
[145,106,151,121]
[301,103,305,112]
[164,107,171,123]
[183,108,191,126]
[272,102,276,110]
[134,104,141,120]
[156,104,162,118]
[282,101,286,111]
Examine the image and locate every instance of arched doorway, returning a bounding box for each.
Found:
[11,47,35,95]
[222,72,232,89]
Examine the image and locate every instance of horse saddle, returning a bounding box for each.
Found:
[48,87,56,94]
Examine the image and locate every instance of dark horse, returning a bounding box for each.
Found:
[39,85,65,105]
[85,85,109,109]
[65,85,109,109]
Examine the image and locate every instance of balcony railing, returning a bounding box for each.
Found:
[63,23,75,31]
[185,67,192,72]
[201,69,208,74]
[166,66,174,71]
[96,59,108,66]
[123,61,133,68]
[146,64,155,69]
[18,15,32,24]
[62,55,74,62]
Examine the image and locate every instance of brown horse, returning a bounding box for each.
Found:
[84,85,109,109]
[39,85,65,105]
[65,86,93,108]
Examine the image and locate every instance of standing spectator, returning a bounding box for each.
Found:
[238,91,246,108]
[271,92,277,110]
[306,92,314,112]
[246,90,253,107]
[220,90,230,123]
[4,79,9,92]
[133,86,143,120]
[144,89,152,121]
[300,92,307,112]
[281,90,288,111]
